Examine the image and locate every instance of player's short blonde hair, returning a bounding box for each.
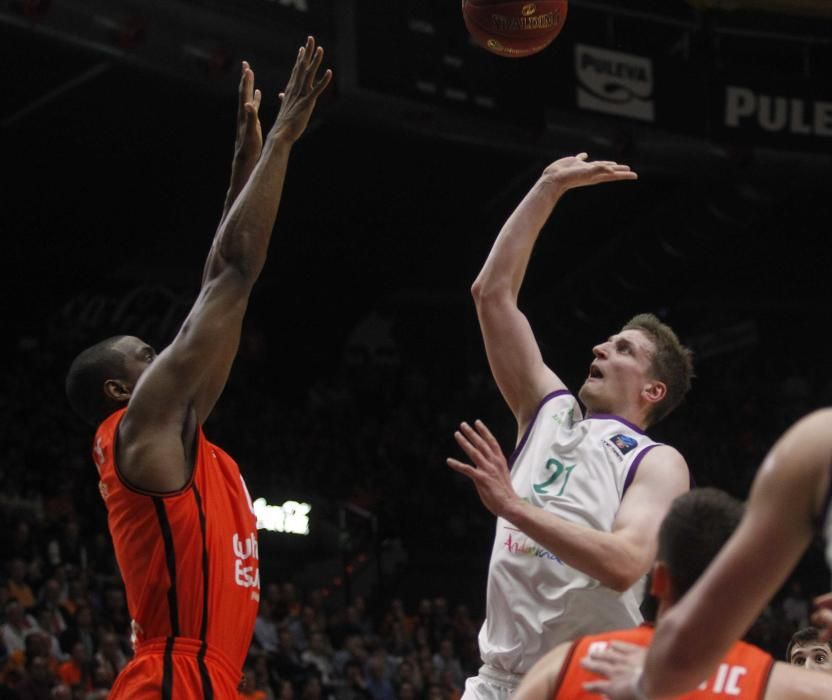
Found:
[622,313,694,425]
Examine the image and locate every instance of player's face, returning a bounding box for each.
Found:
[578,329,656,415]
[112,336,157,389]
[790,643,832,673]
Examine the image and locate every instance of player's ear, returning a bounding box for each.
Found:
[104,379,131,402]
[650,561,669,599]
[643,380,667,405]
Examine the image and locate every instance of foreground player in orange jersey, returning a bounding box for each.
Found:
[513,488,832,700]
[65,37,331,699]
[579,408,832,700]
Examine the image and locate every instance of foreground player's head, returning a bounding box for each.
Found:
[650,488,743,615]
[65,335,156,426]
[578,313,693,428]
[787,627,832,673]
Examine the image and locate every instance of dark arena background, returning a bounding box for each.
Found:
[1,0,832,697]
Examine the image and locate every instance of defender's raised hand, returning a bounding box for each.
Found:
[272,36,333,144]
[541,152,638,194]
[236,61,263,163]
[220,61,265,227]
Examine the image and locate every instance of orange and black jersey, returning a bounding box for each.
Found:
[93,408,260,697]
[554,625,774,700]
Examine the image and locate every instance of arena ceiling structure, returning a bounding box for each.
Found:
[2,0,831,363]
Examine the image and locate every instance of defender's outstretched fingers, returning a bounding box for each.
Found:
[311,69,333,98]
[303,46,324,92]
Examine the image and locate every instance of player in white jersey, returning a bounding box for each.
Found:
[447,153,693,700]
[581,408,832,700]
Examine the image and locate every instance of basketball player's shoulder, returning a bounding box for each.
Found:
[642,443,688,476]
[633,444,689,490]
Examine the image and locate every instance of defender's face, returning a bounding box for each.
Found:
[578,329,656,414]
[791,643,832,673]
[112,335,156,388]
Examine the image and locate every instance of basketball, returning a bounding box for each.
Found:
[462,0,568,58]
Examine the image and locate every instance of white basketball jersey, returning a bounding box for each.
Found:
[479,390,663,675]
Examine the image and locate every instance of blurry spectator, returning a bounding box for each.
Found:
[254,599,279,653]
[44,521,85,575]
[241,666,268,700]
[287,604,315,652]
[364,655,394,700]
[36,580,68,637]
[425,682,444,700]
[2,599,41,656]
[89,660,114,694]
[301,675,323,700]
[251,655,276,700]
[59,576,88,619]
[101,588,129,632]
[439,669,462,700]
[16,655,56,700]
[272,627,306,686]
[334,635,367,676]
[4,560,36,610]
[56,641,92,693]
[432,639,464,690]
[25,633,60,675]
[58,605,96,658]
[394,659,423,697]
[277,679,296,700]
[787,626,832,673]
[382,618,412,657]
[302,630,335,686]
[93,632,127,677]
[49,684,71,700]
[336,660,371,700]
[398,680,416,700]
[31,613,67,664]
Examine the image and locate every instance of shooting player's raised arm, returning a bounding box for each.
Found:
[472,154,636,434]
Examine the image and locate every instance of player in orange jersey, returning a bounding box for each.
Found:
[513,488,832,700]
[64,37,331,699]
[578,409,832,700]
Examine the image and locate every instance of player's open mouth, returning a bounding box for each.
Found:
[589,365,603,379]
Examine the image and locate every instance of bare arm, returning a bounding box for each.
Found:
[120,38,332,492]
[447,421,688,591]
[472,154,637,431]
[584,409,832,699]
[765,660,832,700]
[636,409,831,698]
[513,642,572,700]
